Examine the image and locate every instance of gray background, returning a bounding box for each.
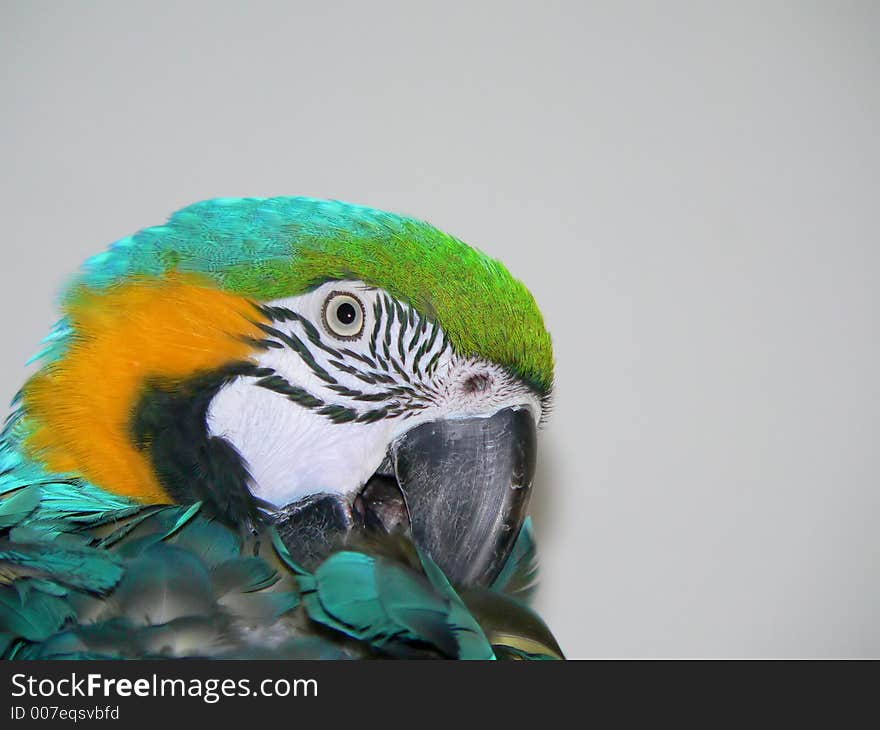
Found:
[1,1,877,657]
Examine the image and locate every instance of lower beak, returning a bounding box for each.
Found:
[390,406,537,587]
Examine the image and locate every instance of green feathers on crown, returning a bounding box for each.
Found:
[71,197,554,393]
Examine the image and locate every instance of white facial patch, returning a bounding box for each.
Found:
[206,280,542,508]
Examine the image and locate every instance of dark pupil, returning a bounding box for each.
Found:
[336,301,357,325]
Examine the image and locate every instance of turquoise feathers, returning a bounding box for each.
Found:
[273,531,494,659]
[0,197,562,660]
[42,196,552,393]
[0,459,559,658]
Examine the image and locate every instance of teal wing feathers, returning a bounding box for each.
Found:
[273,532,494,659]
[0,430,560,660]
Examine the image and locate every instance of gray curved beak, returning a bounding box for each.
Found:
[390,406,537,587]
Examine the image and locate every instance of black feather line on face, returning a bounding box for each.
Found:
[425,349,443,376]
[254,373,325,409]
[339,348,377,369]
[395,300,408,363]
[257,323,338,385]
[407,312,426,353]
[131,363,264,527]
[249,367,408,422]
[369,298,382,362]
[251,298,447,427]
[388,355,412,384]
[382,295,394,354]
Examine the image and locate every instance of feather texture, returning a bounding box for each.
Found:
[0,197,561,660]
[44,198,552,394]
[0,474,560,659]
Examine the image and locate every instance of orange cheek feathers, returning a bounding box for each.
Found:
[22,276,268,503]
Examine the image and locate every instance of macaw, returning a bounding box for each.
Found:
[0,197,562,660]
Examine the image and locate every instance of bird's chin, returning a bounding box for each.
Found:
[271,406,537,588]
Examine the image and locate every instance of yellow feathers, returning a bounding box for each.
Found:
[22,275,266,503]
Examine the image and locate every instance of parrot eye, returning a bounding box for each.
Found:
[322,291,365,340]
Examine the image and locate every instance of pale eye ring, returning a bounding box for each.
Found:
[322,291,365,340]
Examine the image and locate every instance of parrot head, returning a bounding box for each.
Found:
[17,198,553,587]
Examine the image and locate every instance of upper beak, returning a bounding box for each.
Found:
[390,406,537,586]
[273,406,537,588]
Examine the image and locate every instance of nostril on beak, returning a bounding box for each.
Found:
[462,372,493,395]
